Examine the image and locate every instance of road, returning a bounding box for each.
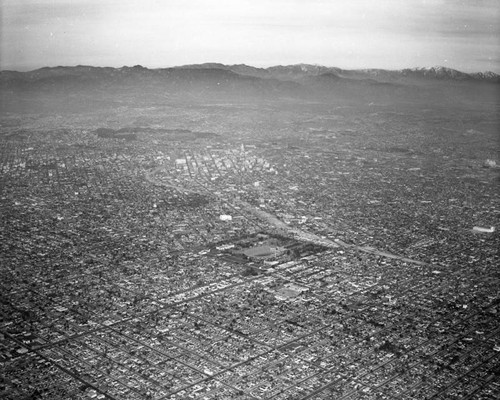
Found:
[146,166,432,268]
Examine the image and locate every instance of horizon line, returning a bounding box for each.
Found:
[1,63,498,75]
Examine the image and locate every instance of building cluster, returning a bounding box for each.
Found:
[0,124,498,399]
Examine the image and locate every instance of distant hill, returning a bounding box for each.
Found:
[1,63,498,112]
[0,64,302,96]
[2,63,498,88]
[175,63,500,84]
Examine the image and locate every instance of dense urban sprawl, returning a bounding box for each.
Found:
[1,101,499,399]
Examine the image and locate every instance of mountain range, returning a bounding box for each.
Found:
[1,64,498,112]
[177,63,499,83]
[1,63,499,85]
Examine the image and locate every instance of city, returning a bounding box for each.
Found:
[1,93,498,398]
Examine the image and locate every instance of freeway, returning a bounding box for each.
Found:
[146,166,433,268]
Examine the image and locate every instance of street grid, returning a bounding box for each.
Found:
[1,118,499,399]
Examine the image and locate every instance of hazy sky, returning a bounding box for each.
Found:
[1,0,499,72]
